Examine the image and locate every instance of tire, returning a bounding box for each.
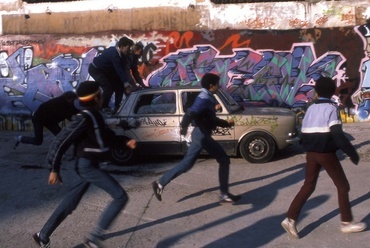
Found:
[239,131,276,163]
[110,139,138,166]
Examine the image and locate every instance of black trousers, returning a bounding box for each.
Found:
[88,64,124,109]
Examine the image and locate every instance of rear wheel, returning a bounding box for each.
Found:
[110,138,138,165]
[239,132,276,163]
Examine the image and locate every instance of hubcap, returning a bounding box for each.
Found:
[248,139,266,157]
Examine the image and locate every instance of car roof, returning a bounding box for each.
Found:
[139,86,201,92]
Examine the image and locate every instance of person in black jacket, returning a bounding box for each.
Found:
[88,37,134,114]
[126,42,149,89]
[151,73,241,203]
[32,81,137,248]
[14,91,80,148]
[281,76,366,239]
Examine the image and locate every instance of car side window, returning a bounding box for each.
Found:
[134,92,176,114]
[182,92,198,112]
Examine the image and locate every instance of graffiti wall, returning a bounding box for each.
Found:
[0,27,367,130]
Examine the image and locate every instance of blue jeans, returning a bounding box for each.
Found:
[159,127,230,194]
[39,158,128,242]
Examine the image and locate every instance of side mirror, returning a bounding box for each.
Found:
[118,118,141,130]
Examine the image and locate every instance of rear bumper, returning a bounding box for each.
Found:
[286,136,301,145]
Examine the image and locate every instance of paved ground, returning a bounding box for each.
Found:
[1,122,370,248]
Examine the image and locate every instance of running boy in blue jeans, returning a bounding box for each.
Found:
[33,81,137,248]
[152,73,241,203]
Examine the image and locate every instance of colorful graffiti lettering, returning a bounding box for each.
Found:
[148,43,344,108]
[0,39,345,121]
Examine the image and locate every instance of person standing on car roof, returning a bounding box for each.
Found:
[32,81,137,248]
[281,76,366,239]
[152,73,241,204]
[107,41,150,114]
[88,36,134,114]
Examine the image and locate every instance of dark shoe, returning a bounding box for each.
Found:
[219,193,241,203]
[33,232,50,248]
[14,135,22,150]
[152,181,163,201]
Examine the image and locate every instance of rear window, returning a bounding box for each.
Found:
[134,92,176,114]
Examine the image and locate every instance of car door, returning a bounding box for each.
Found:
[212,94,236,154]
[179,89,236,154]
[130,90,183,155]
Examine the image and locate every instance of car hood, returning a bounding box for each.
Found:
[241,107,295,116]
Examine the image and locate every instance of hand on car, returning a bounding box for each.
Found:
[227,118,235,127]
[215,104,222,112]
[127,139,137,149]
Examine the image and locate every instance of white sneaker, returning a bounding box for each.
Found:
[341,221,367,233]
[281,217,299,238]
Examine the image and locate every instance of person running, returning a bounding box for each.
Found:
[32,81,137,248]
[14,91,80,149]
[281,76,367,238]
[152,73,241,203]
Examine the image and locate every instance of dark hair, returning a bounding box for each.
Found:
[201,73,220,89]
[62,91,77,104]
[117,37,134,48]
[134,42,144,51]
[314,77,336,98]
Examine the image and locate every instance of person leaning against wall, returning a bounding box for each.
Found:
[14,91,80,149]
[281,76,366,239]
[88,37,134,115]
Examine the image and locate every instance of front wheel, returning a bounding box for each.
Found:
[239,132,276,163]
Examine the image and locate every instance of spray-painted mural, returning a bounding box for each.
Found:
[0,27,366,130]
[354,20,370,122]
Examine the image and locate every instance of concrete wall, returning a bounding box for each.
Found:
[2,0,370,34]
[1,0,370,130]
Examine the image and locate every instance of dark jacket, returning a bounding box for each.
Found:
[92,46,131,84]
[120,52,145,88]
[33,94,79,125]
[47,107,129,172]
[180,88,231,135]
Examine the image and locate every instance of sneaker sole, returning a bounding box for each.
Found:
[281,222,299,239]
[219,195,241,204]
[152,182,162,201]
[32,233,50,248]
[341,226,367,233]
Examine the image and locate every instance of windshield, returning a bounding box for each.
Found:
[216,88,243,113]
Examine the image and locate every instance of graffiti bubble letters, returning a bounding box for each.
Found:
[141,117,167,127]
[213,126,232,136]
[235,115,279,132]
